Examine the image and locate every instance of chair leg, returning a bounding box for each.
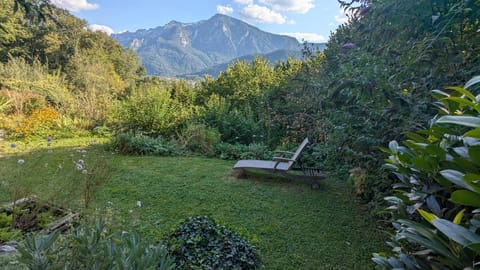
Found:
[231,169,247,179]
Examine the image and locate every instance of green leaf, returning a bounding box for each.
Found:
[440,170,476,192]
[436,116,480,128]
[468,145,480,166]
[465,76,480,90]
[432,218,480,248]
[450,190,480,207]
[465,128,480,138]
[418,209,438,225]
[443,97,476,108]
[389,140,399,154]
[445,86,476,101]
[404,131,428,143]
[453,209,465,224]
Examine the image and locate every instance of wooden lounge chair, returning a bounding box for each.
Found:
[233,138,324,189]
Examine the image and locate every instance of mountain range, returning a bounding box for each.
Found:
[113,14,323,77]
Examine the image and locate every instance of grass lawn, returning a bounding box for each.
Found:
[0,138,386,269]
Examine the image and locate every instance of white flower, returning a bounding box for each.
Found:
[77,159,84,164]
[58,164,63,169]
[76,163,83,170]
[136,201,142,207]
[17,159,25,164]
[47,149,53,153]
[82,169,88,174]
[128,209,133,213]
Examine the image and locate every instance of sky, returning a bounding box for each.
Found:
[49,0,349,43]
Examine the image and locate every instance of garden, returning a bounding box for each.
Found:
[0,0,479,269]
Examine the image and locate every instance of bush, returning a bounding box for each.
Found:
[111,132,180,156]
[373,77,480,269]
[177,123,220,156]
[18,218,175,270]
[164,216,260,269]
[215,142,272,160]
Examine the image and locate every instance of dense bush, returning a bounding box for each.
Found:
[111,132,180,156]
[18,218,175,270]
[373,77,480,269]
[176,122,221,156]
[164,216,260,269]
[215,142,273,160]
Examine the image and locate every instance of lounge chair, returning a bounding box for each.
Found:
[232,138,324,189]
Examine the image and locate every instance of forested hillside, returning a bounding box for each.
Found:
[1,0,480,267]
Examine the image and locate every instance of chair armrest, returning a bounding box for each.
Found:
[273,156,294,162]
[273,150,295,157]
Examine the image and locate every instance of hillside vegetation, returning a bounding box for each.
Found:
[1,0,480,268]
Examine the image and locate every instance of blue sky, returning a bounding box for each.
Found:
[50,0,348,42]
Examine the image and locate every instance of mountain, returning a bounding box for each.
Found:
[180,49,303,79]
[112,14,301,77]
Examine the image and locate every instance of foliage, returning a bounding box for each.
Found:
[115,82,196,137]
[373,77,480,269]
[111,132,180,156]
[17,218,175,270]
[215,142,273,160]
[164,216,260,269]
[176,122,220,156]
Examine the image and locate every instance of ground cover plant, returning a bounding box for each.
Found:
[0,138,386,269]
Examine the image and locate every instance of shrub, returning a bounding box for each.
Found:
[164,216,261,269]
[18,218,175,270]
[177,123,220,155]
[373,77,480,269]
[215,142,272,160]
[111,132,180,156]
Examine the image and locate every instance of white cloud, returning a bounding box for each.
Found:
[259,0,314,14]
[335,9,349,24]
[50,0,99,12]
[234,0,253,5]
[281,32,327,43]
[87,24,114,36]
[217,5,234,15]
[241,4,287,24]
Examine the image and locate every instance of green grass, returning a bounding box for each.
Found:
[0,138,386,269]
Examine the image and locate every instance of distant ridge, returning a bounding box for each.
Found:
[112,14,302,77]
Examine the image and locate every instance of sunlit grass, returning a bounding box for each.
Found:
[0,137,386,269]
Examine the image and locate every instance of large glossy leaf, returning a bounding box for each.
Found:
[468,145,480,166]
[443,96,476,108]
[436,116,480,128]
[453,209,465,224]
[465,76,480,90]
[440,170,477,192]
[450,190,480,207]
[465,128,480,138]
[432,219,480,248]
[445,86,476,101]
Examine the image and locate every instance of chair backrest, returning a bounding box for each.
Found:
[291,138,309,162]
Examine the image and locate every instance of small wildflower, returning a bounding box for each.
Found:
[77,159,84,164]
[81,150,87,154]
[46,137,52,142]
[10,143,16,148]
[17,159,25,164]
[136,200,142,207]
[58,164,63,169]
[47,149,53,153]
[76,163,83,170]
[128,209,133,213]
[107,201,113,206]
[82,169,88,174]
